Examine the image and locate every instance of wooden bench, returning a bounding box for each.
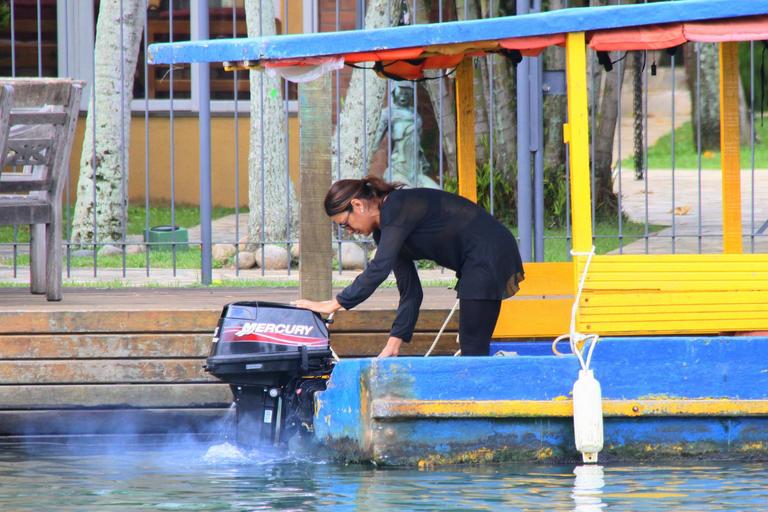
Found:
[0,79,83,301]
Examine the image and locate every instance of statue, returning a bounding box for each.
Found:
[371,84,439,189]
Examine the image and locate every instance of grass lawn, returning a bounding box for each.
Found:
[621,120,768,170]
[0,204,241,269]
[0,204,241,245]
[526,218,661,262]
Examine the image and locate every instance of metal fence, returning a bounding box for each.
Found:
[0,0,765,287]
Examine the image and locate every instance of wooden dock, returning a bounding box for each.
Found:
[0,286,461,436]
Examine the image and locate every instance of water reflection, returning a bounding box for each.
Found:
[571,465,605,511]
[0,439,766,511]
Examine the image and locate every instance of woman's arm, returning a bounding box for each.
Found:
[291,298,342,315]
[336,225,411,310]
[388,255,423,343]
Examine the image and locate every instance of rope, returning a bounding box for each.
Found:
[552,247,600,371]
[424,298,460,357]
[326,311,340,362]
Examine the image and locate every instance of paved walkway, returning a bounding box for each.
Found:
[610,65,768,253]
[614,169,768,254]
[615,67,691,164]
[0,284,460,312]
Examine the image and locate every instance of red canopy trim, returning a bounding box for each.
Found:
[684,15,768,42]
[500,34,566,56]
[256,15,768,81]
[588,23,686,51]
[589,15,768,51]
[375,59,425,80]
[344,47,424,64]
[422,54,466,69]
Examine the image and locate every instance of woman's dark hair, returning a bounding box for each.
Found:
[324,175,404,216]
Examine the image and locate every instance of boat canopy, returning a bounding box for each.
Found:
[149,0,768,81]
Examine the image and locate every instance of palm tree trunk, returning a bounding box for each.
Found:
[542,7,567,225]
[415,0,457,181]
[686,42,750,153]
[338,0,405,180]
[245,0,298,244]
[490,53,517,179]
[632,51,644,180]
[685,43,721,152]
[71,0,146,246]
[593,51,625,217]
[456,0,489,165]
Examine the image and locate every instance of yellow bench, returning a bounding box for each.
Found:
[575,254,768,335]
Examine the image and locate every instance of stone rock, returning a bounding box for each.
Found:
[126,244,145,255]
[71,249,95,259]
[260,244,290,270]
[239,235,258,252]
[236,251,257,269]
[213,243,237,264]
[340,243,366,270]
[98,244,123,257]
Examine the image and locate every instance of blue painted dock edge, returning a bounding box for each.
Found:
[313,337,768,466]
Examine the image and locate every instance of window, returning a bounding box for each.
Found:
[52,0,313,112]
[0,0,59,78]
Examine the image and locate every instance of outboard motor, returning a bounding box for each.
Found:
[205,302,335,447]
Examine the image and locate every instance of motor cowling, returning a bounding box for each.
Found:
[204,302,335,447]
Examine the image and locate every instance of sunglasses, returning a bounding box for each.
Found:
[337,209,352,230]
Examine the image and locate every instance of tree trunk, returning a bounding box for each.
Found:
[455,0,489,165]
[421,71,458,182]
[339,0,405,180]
[415,0,457,181]
[593,51,626,217]
[686,42,750,153]
[633,50,644,180]
[490,53,517,179]
[71,0,146,246]
[542,7,567,226]
[479,0,517,180]
[685,43,721,152]
[245,0,298,244]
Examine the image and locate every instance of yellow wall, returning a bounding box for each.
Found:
[67,114,300,208]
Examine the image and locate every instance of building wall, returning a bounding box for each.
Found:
[67,114,300,208]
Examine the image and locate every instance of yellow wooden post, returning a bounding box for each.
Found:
[455,58,477,202]
[719,42,742,254]
[564,32,593,255]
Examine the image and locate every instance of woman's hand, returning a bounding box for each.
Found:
[378,336,403,358]
[291,298,341,316]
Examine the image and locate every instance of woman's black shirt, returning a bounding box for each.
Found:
[336,188,524,342]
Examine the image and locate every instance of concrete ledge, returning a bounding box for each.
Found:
[372,399,768,419]
[314,336,768,465]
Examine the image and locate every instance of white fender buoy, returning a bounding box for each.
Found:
[555,248,605,463]
[572,368,604,463]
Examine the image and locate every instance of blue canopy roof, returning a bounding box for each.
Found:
[149,0,768,65]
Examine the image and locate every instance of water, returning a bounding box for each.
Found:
[0,438,766,511]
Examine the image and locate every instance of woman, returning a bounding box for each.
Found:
[293,176,524,357]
